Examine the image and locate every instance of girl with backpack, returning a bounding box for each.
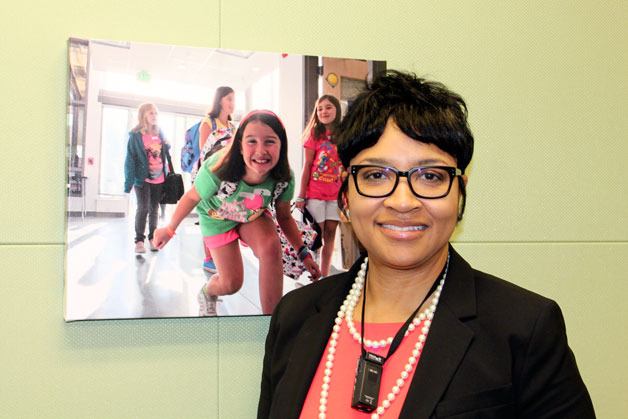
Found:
[153,110,321,316]
[296,95,344,276]
[196,86,236,172]
[194,86,237,273]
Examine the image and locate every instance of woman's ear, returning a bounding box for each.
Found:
[456,175,468,222]
[339,193,350,223]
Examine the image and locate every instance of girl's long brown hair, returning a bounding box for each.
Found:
[300,94,342,144]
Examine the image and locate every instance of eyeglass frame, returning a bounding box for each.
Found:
[349,164,463,199]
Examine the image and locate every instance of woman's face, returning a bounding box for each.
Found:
[345,119,464,270]
[144,107,158,126]
[220,92,235,116]
[316,99,337,127]
[240,120,281,183]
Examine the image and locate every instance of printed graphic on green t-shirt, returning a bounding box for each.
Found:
[193,153,294,237]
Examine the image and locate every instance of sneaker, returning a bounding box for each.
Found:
[203,259,217,273]
[197,285,218,316]
[134,241,146,253]
[149,241,159,252]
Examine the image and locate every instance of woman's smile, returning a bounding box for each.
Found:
[377,220,429,239]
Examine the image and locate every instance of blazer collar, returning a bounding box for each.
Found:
[399,245,478,418]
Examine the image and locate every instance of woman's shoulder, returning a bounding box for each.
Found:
[468,267,564,332]
[274,272,352,318]
[447,248,559,324]
[450,248,553,306]
[473,268,554,307]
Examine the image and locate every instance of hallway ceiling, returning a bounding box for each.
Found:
[89,39,284,89]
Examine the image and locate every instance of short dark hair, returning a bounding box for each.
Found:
[336,70,474,220]
[215,110,291,183]
[208,86,234,120]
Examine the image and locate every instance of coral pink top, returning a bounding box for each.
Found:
[300,320,426,418]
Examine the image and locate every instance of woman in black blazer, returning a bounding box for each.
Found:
[258,71,595,418]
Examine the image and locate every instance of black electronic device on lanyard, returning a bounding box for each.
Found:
[350,258,446,413]
[351,351,384,411]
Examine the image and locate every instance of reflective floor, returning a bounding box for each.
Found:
[65,213,323,321]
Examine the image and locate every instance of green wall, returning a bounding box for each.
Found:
[1,1,626,417]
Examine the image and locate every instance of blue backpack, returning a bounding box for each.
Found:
[180,117,217,172]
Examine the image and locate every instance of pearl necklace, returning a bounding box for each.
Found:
[345,292,433,349]
[317,256,448,419]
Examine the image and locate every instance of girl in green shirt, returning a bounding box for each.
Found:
[153,110,321,316]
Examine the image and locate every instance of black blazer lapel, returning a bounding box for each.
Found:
[400,247,477,418]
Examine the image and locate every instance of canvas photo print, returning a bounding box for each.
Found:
[65,38,385,320]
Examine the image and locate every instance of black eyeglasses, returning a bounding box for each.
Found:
[350,165,462,199]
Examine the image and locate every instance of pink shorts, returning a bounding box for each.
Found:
[203,229,240,249]
[203,210,272,249]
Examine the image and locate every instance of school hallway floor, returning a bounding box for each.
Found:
[65,212,341,321]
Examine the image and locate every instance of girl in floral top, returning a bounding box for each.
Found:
[193,86,237,273]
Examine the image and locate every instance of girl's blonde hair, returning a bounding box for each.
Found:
[133,103,159,135]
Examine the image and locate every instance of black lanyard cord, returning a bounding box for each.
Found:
[360,254,450,363]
